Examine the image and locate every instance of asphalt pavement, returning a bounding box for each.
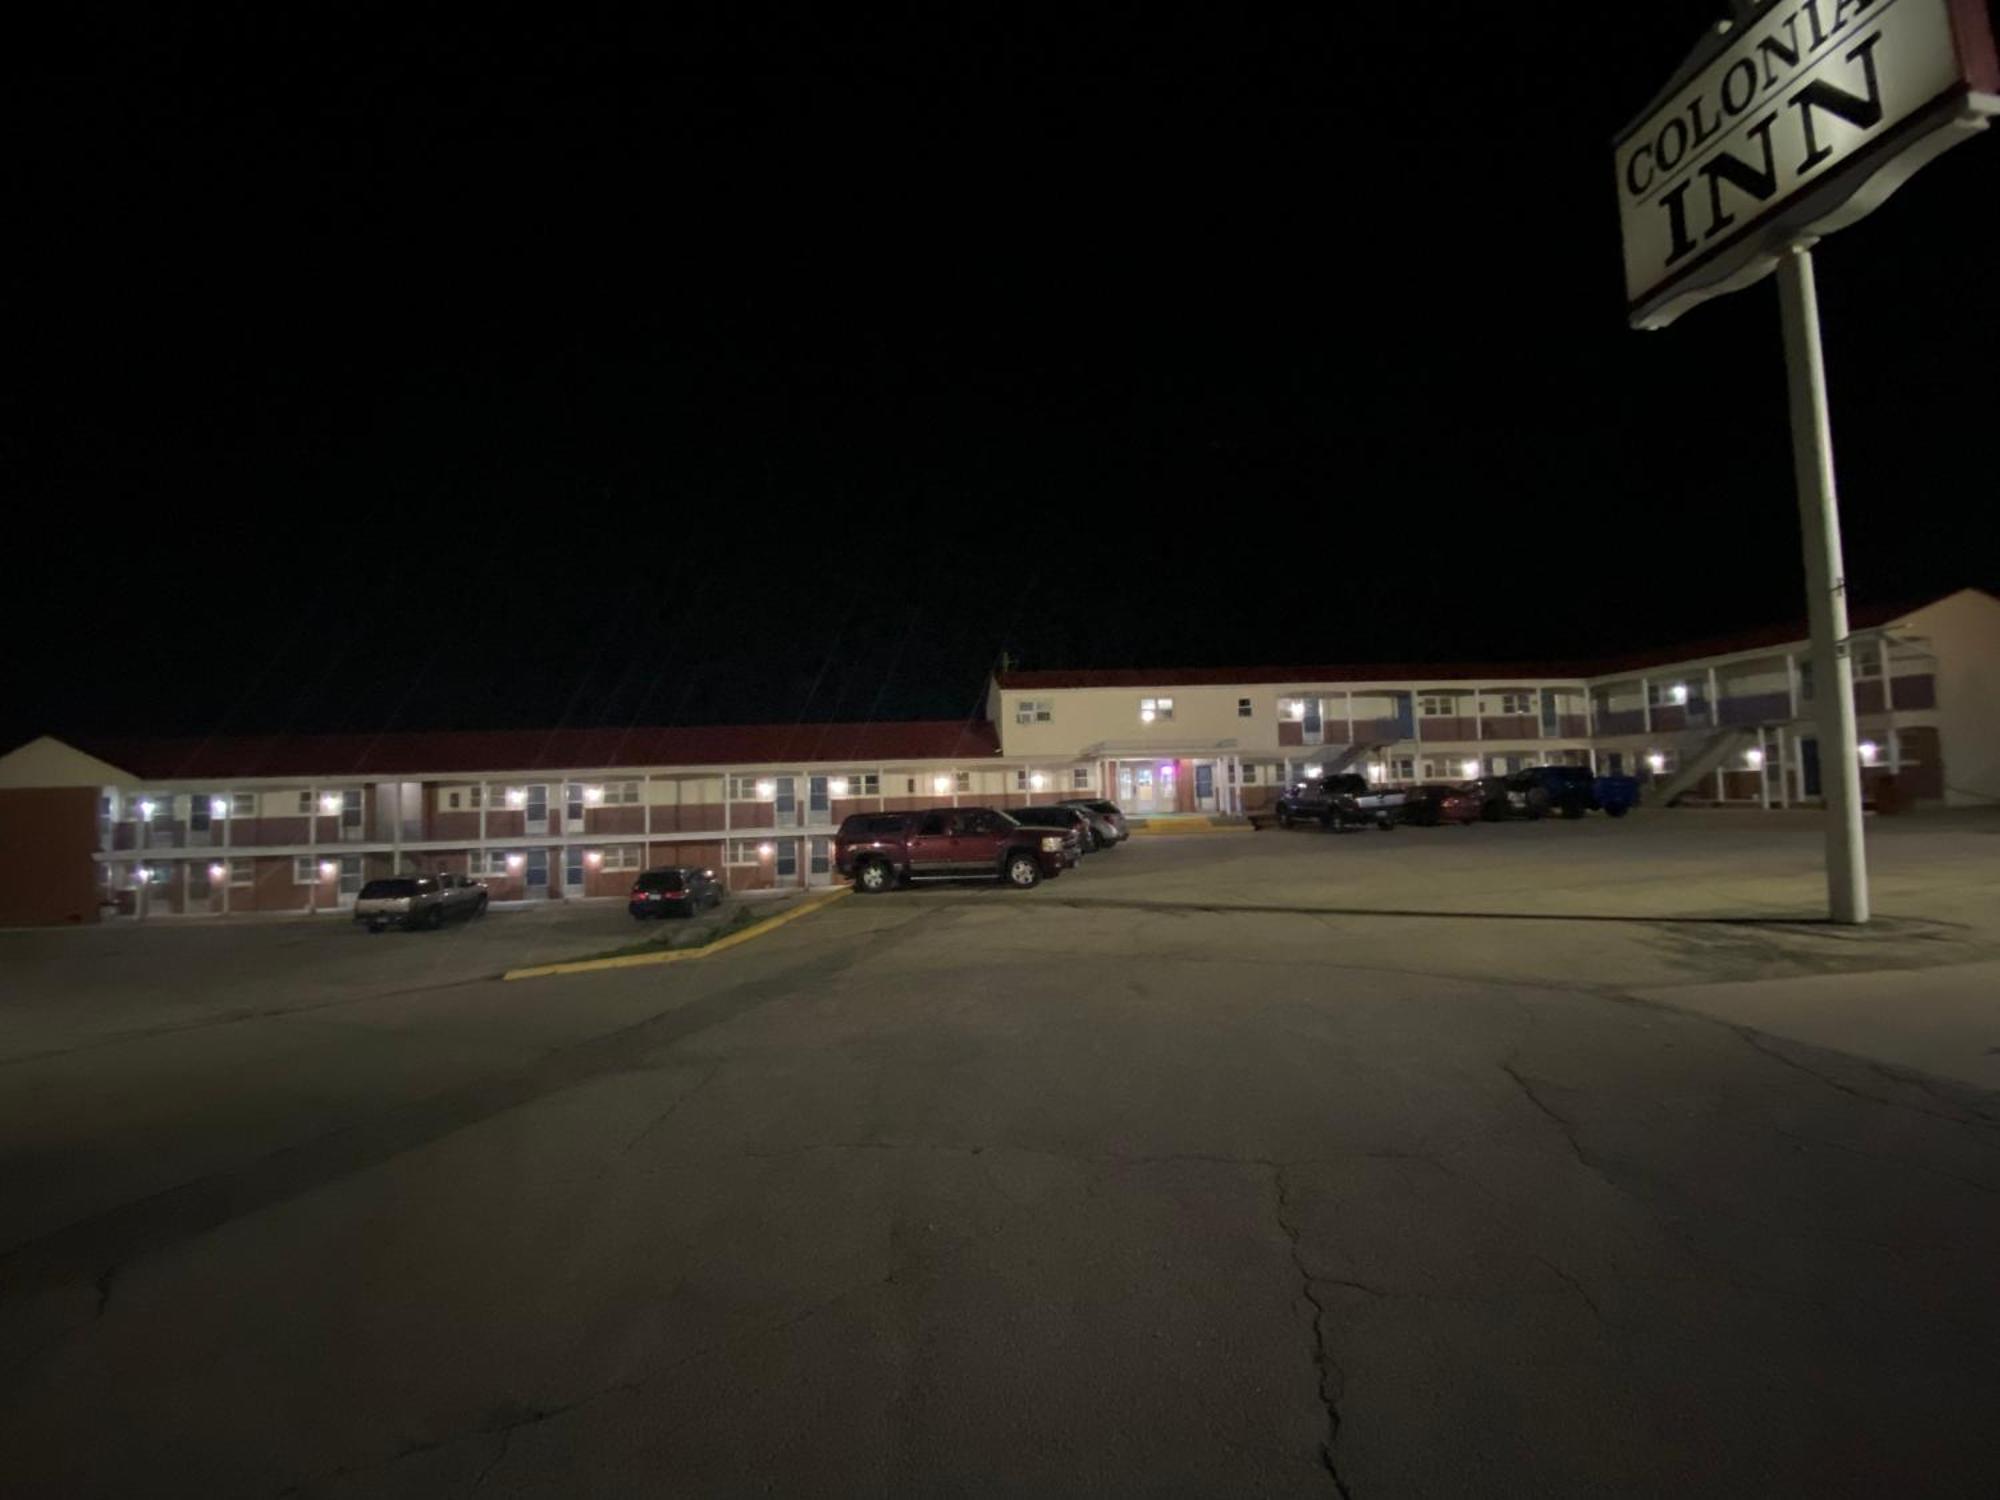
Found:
[3,812,1998,1497]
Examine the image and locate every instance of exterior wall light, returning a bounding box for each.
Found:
[1139,708,1156,723]
[138,799,156,819]
[1366,764,1384,782]
[933,775,952,794]
[830,778,850,797]
[318,860,337,879]
[1668,683,1689,705]
[583,785,604,805]
[133,865,150,883]
[1029,772,1046,791]
[1745,748,1765,768]
[757,841,775,857]
[1462,760,1479,779]
[755,779,776,799]
[1646,752,1667,773]
[1304,766,1323,780]
[506,853,525,870]
[1859,741,1879,764]
[585,850,603,866]
[210,797,229,819]
[320,794,341,815]
[505,788,526,809]
[207,863,226,881]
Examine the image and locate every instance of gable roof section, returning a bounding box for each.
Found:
[0,735,139,788]
[68,720,1001,783]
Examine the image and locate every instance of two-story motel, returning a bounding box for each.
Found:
[2,588,1994,926]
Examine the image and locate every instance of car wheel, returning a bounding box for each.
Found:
[855,860,893,894]
[1376,817,1395,831]
[1004,853,1043,889]
[1606,805,1629,819]
[474,895,488,917]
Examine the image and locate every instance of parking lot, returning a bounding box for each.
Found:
[5,811,2000,1496]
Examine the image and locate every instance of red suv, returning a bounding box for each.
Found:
[835,807,1072,893]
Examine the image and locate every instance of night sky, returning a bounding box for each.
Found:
[11,5,1997,750]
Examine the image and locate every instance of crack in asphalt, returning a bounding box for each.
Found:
[1496,1061,1630,1195]
[1729,1026,2000,1143]
[1270,1165,1355,1498]
[616,1065,723,1157]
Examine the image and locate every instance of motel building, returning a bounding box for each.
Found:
[1,588,1994,927]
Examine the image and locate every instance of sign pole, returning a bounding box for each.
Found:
[1774,241,1868,925]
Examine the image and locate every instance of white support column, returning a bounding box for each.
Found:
[1474,688,1484,745]
[722,776,733,892]
[1759,736,1772,811]
[1705,666,1720,729]
[1774,728,1790,810]
[1779,243,1866,922]
[643,772,653,859]
[1640,677,1652,734]
[1785,653,1800,720]
[307,784,318,917]
[391,783,403,875]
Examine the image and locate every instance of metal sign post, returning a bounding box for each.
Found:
[1775,242,1867,923]
[1615,0,1998,925]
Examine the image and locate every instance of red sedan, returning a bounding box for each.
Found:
[1399,783,1483,826]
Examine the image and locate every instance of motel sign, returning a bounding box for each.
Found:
[1618,0,1998,329]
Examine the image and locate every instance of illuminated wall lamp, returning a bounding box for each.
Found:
[583,785,604,805]
[1859,741,1879,765]
[318,860,337,879]
[933,775,952,794]
[505,788,526,809]
[755,779,776,799]
[585,850,603,866]
[1140,708,1156,723]
[1461,760,1479,779]
[757,841,775,857]
[1745,748,1765,769]
[506,853,525,870]
[138,799,156,819]
[1029,772,1046,791]
[320,794,341,815]
[210,797,229,819]
[829,778,850,797]
[1646,752,1667,774]
[207,863,226,881]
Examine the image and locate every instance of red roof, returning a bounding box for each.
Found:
[74,719,1002,782]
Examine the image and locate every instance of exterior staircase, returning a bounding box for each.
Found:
[1653,728,1757,807]
[1312,741,1389,775]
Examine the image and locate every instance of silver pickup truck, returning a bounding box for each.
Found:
[354,872,489,932]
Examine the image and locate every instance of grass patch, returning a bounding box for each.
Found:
[550,902,767,965]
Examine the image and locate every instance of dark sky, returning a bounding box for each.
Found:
[10,5,1997,748]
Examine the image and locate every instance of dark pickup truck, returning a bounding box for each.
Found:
[835,807,1074,892]
[1273,773,1405,830]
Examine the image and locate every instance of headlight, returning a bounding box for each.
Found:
[1040,836,1063,852]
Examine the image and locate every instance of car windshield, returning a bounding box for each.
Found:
[358,879,418,899]
[636,871,686,892]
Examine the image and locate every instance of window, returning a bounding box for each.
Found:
[727,775,770,801]
[1853,651,1883,679]
[229,859,255,888]
[1071,767,1091,789]
[1646,682,1690,708]
[1389,757,1415,781]
[1282,698,1308,721]
[1237,698,1252,717]
[955,771,971,792]
[468,786,484,809]
[831,772,879,798]
[810,836,830,876]
[448,791,462,810]
[598,845,641,871]
[1797,660,1815,701]
[1419,695,1455,717]
[1139,696,1174,722]
[480,851,515,876]
[599,780,641,804]
[297,791,313,816]
[188,865,211,898]
[1241,764,1258,785]
[1499,692,1533,715]
[293,856,328,884]
[231,792,256,818]
[728,839,767,864]
[1014,699,1053,724]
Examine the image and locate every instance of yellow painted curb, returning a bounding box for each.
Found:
[503,887,853,981]
[1126,822,1256,837]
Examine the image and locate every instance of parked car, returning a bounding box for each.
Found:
[1009,805,1099,859]
[835,807,1071,892]
[1058,799,1128,844]
[354,872,489,932]
[1274,774,1404,830]
[1399,783,1483,826]
[629,866,724,918]
[1478,766,1640,820]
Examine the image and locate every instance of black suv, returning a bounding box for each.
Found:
[1479,766,1597,820]
[835,808,1072,892]
[629,866,724,918]
[1008,805,1099,856]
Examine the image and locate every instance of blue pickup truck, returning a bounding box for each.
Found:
[1482,766,1639,820]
